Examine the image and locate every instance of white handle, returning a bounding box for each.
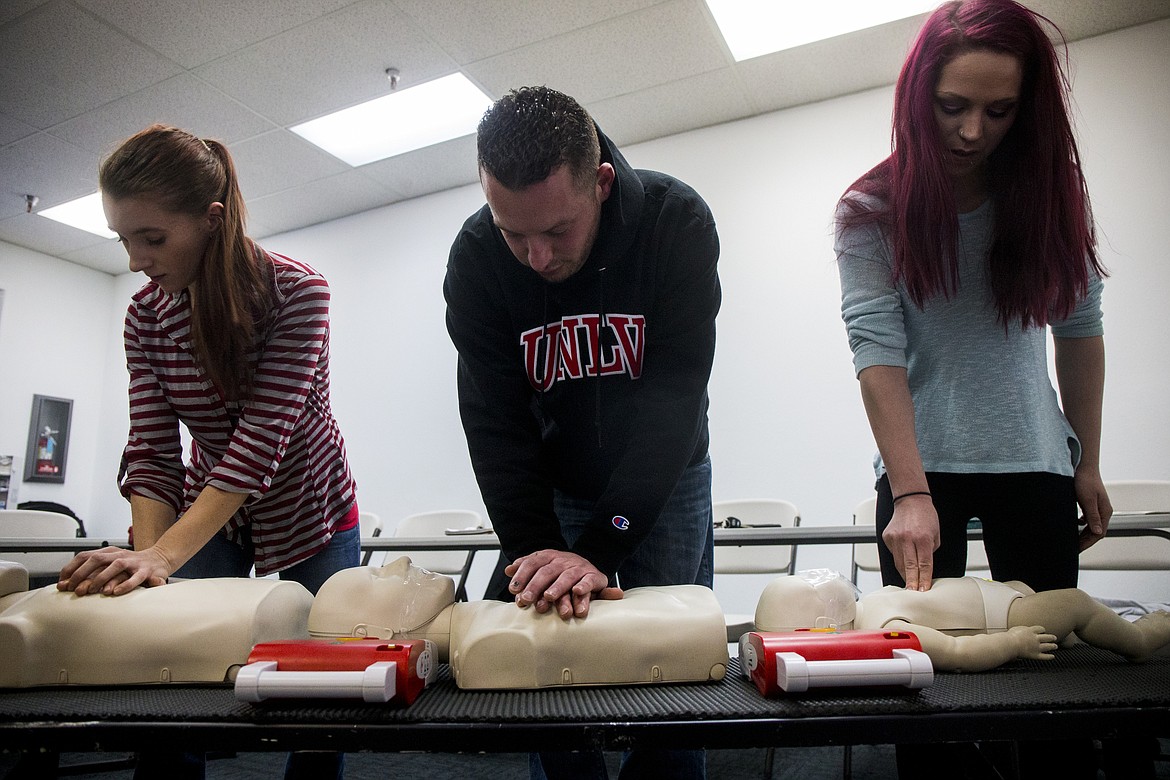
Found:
[775,648,933,692]
[234,660,398,703]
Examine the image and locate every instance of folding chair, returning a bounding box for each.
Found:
[712,498,800,643]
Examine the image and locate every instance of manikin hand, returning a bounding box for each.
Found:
[1008,625,1059,661]
[57,546,171,596]
[504,549,619,619]
[881,494,940,592]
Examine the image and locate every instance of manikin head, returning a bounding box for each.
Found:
[309,557,456,641]
[754,570,859,632]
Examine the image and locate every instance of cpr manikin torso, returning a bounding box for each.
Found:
[448,587,726,688]
[309,557,730,689]
[0,561,313,687]
[752,572,1023,636]
[753,569,1170,673]
[855,578,1025,634]
[0,557,728,690]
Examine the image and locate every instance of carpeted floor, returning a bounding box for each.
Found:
[8,745,898,779]
[5,742,1168,779]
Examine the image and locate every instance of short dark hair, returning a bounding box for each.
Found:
[477,86,600,190]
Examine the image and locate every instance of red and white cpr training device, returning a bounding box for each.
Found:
[234,638,433,704]
[739,629,933,695]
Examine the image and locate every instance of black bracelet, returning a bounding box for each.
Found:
[893,490,932,504]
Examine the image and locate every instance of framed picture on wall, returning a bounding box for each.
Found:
[24,395,73,483]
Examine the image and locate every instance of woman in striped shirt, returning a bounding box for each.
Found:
[58,125,360,600]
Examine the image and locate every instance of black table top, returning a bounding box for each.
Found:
[2,645,1167,754]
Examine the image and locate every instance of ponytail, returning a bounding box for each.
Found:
[100,125,273,398]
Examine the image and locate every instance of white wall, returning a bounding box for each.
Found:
[0,242,123,526]
[264,185,491,527]
[1044,20,1170,601]
[8,20,1168,608]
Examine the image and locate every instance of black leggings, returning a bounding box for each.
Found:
[875,471,1080,591]
[876,472,1096,779]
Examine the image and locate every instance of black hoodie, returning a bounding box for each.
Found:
[443,129,720,578]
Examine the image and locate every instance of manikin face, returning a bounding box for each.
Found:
[933,49,1023,207]
[308,556,456,638]
[482,163,615,284]
[103,193,221,294]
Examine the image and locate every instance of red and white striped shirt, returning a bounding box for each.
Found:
[118,251,357,575]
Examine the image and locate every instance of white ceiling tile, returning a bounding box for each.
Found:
[244,215,281,239]
[0,211,112,257]
[245,169,396,236]
[0,109,38,146]
[589,69,753,147]
[0,0,181,128]
[1026,0,1170,42]
[194,0,459,126]
[359,134,479,200]
[2,0,1167,275]
[75,0,354,69]
[48,74,277,156]
[0,0,49,25]
[734,15,924,116]
[59,237,131,276]
[229,130,351,200]
[466,0,729,105]
[393,0,664,64]
[0,133,99,218]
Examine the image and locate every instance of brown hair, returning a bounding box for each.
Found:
[100,124,272,399]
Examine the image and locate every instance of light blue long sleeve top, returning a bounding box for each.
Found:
[835,196,1103,478]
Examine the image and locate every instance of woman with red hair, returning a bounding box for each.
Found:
[837,0,1108,593]
[836,1,1111,775]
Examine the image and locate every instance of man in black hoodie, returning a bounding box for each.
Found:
[445,86,720,627]
[446,85,719,779]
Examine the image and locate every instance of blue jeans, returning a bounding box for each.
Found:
[555,457,714,590]
[533,457,713,780]
[173,525,360,595]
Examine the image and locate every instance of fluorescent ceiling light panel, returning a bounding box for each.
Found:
[38,191,117,239]
[706,0,937,61]
[291,73,493,166]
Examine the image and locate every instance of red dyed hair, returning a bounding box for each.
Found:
[839,0,1104,328]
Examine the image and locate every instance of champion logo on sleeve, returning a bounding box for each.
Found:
[612,515,630,530]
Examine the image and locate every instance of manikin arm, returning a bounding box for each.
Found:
[886,619,1058,672]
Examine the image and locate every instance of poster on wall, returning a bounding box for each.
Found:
[24,395,73,483]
